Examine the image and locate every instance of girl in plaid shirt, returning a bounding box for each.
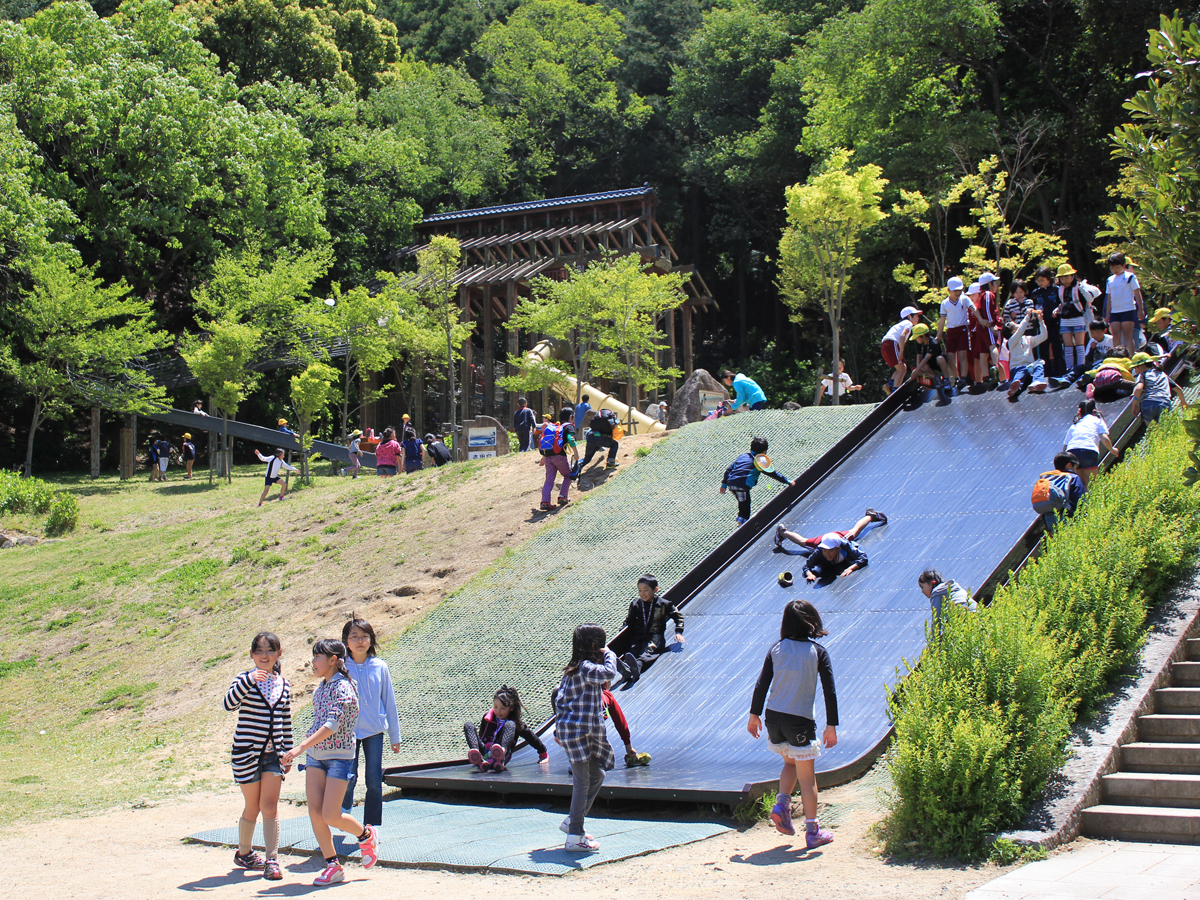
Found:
[553,624,619,851]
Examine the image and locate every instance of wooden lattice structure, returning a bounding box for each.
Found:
[393,185,715,424]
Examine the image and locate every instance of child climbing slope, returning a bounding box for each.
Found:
[721,436,796,525]
[747,600,839,850]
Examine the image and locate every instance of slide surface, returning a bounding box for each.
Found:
[138,408,376,467]
[387,385,1136,803]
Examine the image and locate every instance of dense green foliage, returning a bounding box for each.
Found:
[0,470,79,534]
[2,0,1197,469]
[887,414,1200,858]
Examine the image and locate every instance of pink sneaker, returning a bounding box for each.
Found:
[313,861,344,885]
[358,824,379,869]
[489,744,507,772]
[468,748,484,769]
[805,823,834,850]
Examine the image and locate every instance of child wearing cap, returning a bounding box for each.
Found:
[773,510,886,582]
[910,325,953,392]
[880,306,922,395]
[182,433,196,479]
[1103,252,1144,355]
[1051,264,1099,377]
[937,278,989,388]
[1146,307,1181,361]
[720,437,796,526]
[1131,352,1187,423]
[1005,309,1049,400]
[818,359,863,404]
[972,273,1004,382]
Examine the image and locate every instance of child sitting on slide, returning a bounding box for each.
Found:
[463,686,548,773]
[773,509,887,582]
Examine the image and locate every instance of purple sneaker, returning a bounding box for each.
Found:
[769,798,794,836]
[805,823,834,849]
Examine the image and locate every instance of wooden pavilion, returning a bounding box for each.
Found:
[387,185,714,429]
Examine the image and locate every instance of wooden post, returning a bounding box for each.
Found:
[666,308,678,400]
[90,407,101,478]
[119,422,133,480]
[682,304,694,378]
[482,284,494,417]
[130,414,138,478]
[459,286,473,423]
[506,282,518,421]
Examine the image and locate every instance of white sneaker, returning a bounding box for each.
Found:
[559,817,594,838]
[564,834,599,851]
[774,523,786,549]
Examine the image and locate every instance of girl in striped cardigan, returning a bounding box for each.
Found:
[224,632,294,881]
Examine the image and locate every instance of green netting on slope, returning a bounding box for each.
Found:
[303,405,876,766]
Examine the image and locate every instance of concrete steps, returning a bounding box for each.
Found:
[1083,637,1200,843]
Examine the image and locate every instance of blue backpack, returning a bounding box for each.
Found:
[539,423,565,456]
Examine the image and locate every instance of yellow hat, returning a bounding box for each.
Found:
[1153,307,1173,322]
[1056,263,1076,277]
[350,429,362,438]
[182,433,192,440]
[402,413,411,420]
[278,418,288,426]
[912,323,930,337]
[1130,351,1162,367]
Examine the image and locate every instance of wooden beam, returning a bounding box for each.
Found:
[665,308,678,400]
[90,407,101,478]
[682,305,694,378]
[483,283,494,416]
[459,286,473,422]
[506,282,518,419]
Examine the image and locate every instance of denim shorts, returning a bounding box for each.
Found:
[1070,447,1101,469]
[246,751,283,784]
[1141,399,1169,422]
[1060,320,1087,334]
[306,755,356,781]
[376,465,397,476]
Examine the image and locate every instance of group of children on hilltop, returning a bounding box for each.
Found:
[878,253,1187,401]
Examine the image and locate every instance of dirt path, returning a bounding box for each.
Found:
[5,785,1007,898]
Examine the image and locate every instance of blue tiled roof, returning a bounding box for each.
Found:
[422,185,654,224]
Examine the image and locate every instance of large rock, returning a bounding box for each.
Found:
[667,369,729,430]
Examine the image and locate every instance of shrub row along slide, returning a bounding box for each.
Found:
[885,413,1200,858]
[0,471,79,537]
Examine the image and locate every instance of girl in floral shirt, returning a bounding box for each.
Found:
[281,639,378,886]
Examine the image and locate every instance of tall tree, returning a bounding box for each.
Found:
[778,150,888,406]
[0,259,169,475]
[416,236,469,441]
[477,0,650,191]
[289,360,338,482]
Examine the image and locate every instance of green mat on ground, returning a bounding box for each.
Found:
[188,797,731,875]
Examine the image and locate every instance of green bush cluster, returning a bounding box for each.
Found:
[886,414,1200,858]
[0,471,79,536]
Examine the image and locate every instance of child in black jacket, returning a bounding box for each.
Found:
[615,575,685,684]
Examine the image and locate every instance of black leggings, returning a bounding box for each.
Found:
[464,720,517,760]
[730,487,751,520]
[579,435,618,468]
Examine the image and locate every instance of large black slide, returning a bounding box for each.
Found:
[139,408,376,468]
[387,386,1138,803]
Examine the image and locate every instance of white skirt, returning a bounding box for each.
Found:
[768,739,821,762]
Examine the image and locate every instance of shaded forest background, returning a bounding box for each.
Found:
[2,0,1196,470]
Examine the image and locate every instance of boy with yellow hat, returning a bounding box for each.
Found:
[182,433,196,479]
[910,323,953,396]
[1131,351,1187,423]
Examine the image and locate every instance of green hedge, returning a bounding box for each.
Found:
[0,471,79,536]
[886,413,1200,858]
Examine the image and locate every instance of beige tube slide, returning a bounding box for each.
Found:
[526,340,665,434]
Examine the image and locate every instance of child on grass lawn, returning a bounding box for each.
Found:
[747,600,838,849]
[280,639,378,887]
[255,448,298,506]
[538,407,579,511]
[553,624,619,851]
[464,685,548,772]
[347,430,363,478]
[341,617,400,826]
[224,632,294,881]
[721,436,797,525]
